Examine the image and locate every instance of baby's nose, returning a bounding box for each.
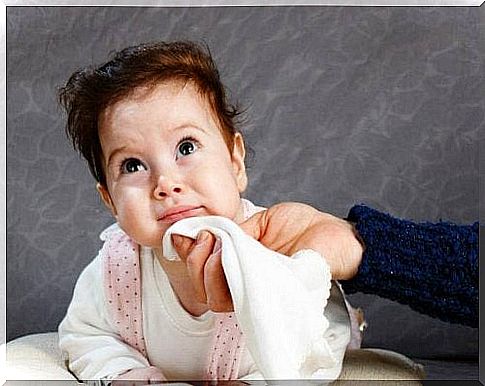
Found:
[153,176,183,198]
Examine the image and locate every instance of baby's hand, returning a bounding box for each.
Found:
[172,232,231,312]
[111,365,166,385]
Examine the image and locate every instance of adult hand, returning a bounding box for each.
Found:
[241,202,364,281]
[172,202,364,312]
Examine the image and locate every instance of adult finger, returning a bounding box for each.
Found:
[204,239,233,312]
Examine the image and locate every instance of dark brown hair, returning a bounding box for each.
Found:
[58,40,242,187]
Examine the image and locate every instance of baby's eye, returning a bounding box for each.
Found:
[177,139,198,158]
[121,158,147,174]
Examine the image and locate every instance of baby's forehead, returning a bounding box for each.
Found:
[123,79,205,104]
[98,79,224,137]
[101,80,215,124]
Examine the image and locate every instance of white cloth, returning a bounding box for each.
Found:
[162,215,351,381]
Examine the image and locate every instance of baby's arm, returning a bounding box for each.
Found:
[58,253,157,381]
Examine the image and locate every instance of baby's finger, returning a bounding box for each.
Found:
[185,231,216,303]
[147,368,167,383]
[171,234,196,261]
[204,241,233,312]
[112,379,144,386]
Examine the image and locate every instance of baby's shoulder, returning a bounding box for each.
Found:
[78,247,105,284]
[241,198,266,216]
[76,223,125,284]
[99,222,123,242]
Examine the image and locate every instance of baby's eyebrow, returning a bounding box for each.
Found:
[106,145,128,168]
[170,123,207,135]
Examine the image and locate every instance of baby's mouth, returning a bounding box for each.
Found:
[158,206,204,223]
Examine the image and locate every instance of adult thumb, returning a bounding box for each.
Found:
[239,210,267,241]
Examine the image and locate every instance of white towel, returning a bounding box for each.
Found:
[162,215,349,381]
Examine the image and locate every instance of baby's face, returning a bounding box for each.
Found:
[97,81,247,254]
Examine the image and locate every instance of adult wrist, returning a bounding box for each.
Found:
[346,220,365,279]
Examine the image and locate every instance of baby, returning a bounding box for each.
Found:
[58,41,353,384]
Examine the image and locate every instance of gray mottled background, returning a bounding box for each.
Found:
[7,6,481,363]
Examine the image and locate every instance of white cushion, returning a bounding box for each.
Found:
[5,332,424,382]
[339,348,425,382]
[6,332,76,381]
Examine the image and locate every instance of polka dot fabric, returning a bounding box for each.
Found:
[207,312,245,381]
[102,230,147,356]
[206,199,252,381]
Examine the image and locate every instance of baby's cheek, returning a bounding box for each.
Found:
[217,189,244,223]
[111,195,157,242]
[113,188,147,214]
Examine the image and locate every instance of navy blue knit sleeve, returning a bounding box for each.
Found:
[340,205,478,328]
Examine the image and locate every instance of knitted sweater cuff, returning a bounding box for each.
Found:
[339,204,478,327]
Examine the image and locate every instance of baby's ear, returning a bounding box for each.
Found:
[231,132,248,193]
[96,183,117,217]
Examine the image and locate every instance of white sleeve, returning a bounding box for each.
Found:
[58,252,150,380]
